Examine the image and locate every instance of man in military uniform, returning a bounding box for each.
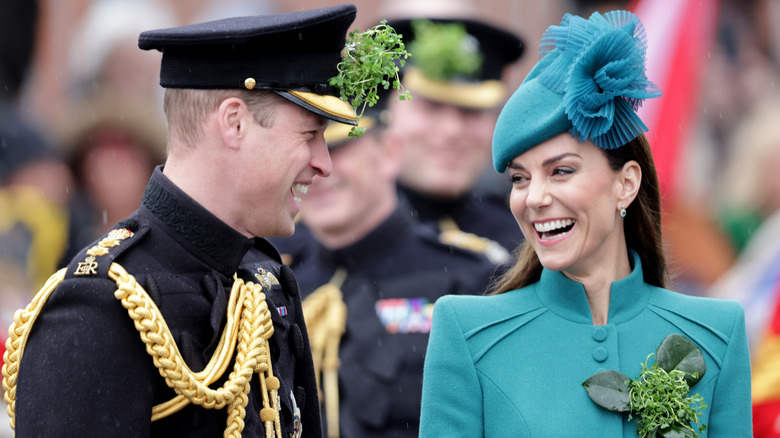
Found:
[266,93,497,437]
[5,5,361,437]
[381,2,526,262]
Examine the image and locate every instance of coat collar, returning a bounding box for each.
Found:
[534,249,649,325]
[140,165,254,277]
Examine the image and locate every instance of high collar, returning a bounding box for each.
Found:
[535,250,649,325]
[140,166,254,277]
[316,207,412,271]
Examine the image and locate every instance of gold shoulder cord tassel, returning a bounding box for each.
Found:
[301,268,348,438]
[3,264,281,438]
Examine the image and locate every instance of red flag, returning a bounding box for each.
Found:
[631,0,719,205]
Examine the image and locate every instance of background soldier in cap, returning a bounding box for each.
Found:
[265,92,497,437]
[4,5,363,437]
[380,1,526,264]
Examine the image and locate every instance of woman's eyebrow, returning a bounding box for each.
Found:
[508,152,582,170]
[542,152,581,167]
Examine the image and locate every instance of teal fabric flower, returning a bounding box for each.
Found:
[492,10,661,171]
[539,11,660,149]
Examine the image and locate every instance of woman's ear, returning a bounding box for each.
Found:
[218,97,248,150]
[618,160,641,209]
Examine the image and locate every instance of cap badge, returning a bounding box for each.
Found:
[254,267,280,291]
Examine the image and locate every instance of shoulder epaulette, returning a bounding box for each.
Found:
[438,228,511,265]
[65,224,148,280]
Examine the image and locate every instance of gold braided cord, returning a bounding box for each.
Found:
[301,268,348,438]
[2,268,67,430]
[152,275,244,420]
[2,263,282,438]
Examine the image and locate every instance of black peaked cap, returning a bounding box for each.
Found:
[388,17,524,82]
[138,4,359,124]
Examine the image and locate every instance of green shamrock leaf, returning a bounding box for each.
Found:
[582,370,632,412]
[656,334,706,388]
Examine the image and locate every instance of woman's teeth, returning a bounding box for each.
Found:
[534,219,575,238]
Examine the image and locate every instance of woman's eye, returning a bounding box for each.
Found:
[510,174,528,184]
[552,167,574,177]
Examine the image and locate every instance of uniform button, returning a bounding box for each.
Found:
[593,347,608,362]
[592,326,607,342]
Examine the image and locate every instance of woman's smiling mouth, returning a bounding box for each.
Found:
[534,219,575,239]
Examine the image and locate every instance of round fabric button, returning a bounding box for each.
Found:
[592,326,608,342]
[592,347,608,362]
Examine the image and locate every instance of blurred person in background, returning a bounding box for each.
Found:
[659,0,780,295]
[711,206,780,438]
[65,0,178,105]
[0,105,72,334]
[709,95,780,437]
[0,5,72,438]
[55,0,175,262]
[0,0,73,330]
[54,94,167,259]
[267,92,497,438]
[380,0,526,264]
[716,96,780,257]
[0,0,38,103]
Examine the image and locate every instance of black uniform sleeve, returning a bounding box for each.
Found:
[15,277,158,437]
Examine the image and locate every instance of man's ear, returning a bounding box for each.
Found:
[218,97,249,150]
[618,160,641,210]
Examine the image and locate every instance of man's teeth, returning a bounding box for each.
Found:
[534,219,574,233]
[293,183,308,194]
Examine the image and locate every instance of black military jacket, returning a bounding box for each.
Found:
[271,207,497,437]
[16,167,321,437]
[397,183,524,256]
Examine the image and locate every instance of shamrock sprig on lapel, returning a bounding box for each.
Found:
[582,334,708,437]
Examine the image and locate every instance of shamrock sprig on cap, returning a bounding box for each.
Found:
[408,19,483,81]
[329,20,411,137]
[582,334,708,437]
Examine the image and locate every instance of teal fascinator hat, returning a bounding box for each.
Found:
[492,10,661,172]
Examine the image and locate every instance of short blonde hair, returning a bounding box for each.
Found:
[163,88,286,147]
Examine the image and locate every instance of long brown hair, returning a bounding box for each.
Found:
[488,134,668,294]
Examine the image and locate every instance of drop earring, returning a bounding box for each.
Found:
[620,204,627,218]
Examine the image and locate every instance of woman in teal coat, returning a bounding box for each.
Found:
[419,10,752,437]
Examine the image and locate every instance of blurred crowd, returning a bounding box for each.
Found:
[2,0,780,436]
